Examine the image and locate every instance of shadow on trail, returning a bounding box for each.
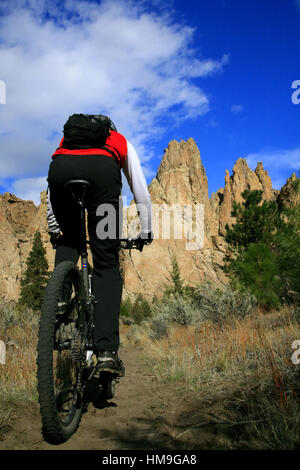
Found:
[83,378,118,411]
[88,407,228,450]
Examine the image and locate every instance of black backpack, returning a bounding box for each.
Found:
[63,114,112,149]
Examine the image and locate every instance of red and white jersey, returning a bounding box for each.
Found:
[48,132,152,234]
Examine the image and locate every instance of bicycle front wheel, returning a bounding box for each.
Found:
[37,261,87,445]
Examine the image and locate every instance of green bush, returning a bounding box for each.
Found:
[150,293,201,339]
[226,242,281,309]
[119,297,133,318]
[149,280,257,339]
[132,293,152,324]
[149,316,169,340]
[188,281,257,324]
[120,293,152,325]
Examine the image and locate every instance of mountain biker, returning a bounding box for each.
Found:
[47,114,153,377]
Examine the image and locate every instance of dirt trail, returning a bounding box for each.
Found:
[0,344,217,450]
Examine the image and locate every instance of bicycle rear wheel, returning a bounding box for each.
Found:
[37,261,87,444]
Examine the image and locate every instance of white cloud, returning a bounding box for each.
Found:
[246,146,300,189]
[0,0,228,188]
[10,176,48,206]
[207,119,218,128]
[231,104,243,114]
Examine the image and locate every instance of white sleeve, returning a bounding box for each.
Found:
[122,140,152,234]
[47,187,61,233]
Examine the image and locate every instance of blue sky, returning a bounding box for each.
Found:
[0,0,299,205]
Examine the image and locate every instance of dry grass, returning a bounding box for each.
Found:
[143,306,298,383]
[0,304,38,402]
[139,305,300,449]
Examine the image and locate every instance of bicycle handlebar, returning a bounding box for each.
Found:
[119,238,151,252]
[86,238,150,252]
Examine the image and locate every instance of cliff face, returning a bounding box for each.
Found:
[0,138,296,301]
[0,192,54,301]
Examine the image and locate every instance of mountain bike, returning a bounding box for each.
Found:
[36,179,145,445]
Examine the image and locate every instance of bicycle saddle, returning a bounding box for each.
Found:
[64,179,92,205]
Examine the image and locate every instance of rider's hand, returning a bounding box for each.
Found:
[131,230,154,249]
[49,231,62,249]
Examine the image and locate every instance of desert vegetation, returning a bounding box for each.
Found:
[129,289,300,449]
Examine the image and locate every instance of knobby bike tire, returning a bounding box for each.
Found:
[37,261,86,445]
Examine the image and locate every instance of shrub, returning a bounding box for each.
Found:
[189,281,257,324]
[150,293,201,339]
[0,301,39,334]
[120,293,152,325]
[0,301,38,402]
[149,281,257,339]
[149,316,169,340]
[119,297,133,318]
[226,242,281,309]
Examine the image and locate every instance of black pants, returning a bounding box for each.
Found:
[48,154,123,353]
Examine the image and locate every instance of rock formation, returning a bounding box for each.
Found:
[218,158,273,236]
[276,172,300,209]
[0,138,296,301]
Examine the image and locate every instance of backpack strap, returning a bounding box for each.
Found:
[95,145,121,168]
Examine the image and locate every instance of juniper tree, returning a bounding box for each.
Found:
[225,183,300,308]
[165,253,185,296]
[18,231,49,312]
[274,203,300,301]
[224,189,283,251]
[224,190,284,309]
[226,242,282,309]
